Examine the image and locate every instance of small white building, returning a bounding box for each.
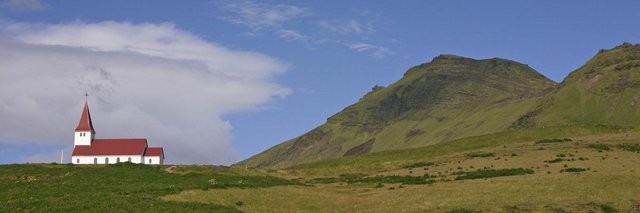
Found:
[71,101,165,165]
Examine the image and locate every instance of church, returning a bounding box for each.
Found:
[71,101,165,165]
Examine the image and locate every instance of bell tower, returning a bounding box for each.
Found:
[74,100,95,146]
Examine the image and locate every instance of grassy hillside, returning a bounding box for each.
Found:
[165,125,640,212]
[285,124,630,176]
[514,43,640,128]
[0,163,296,212]
[239,55,556,168]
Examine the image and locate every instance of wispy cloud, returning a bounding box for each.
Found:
[277,29,309,41]
[319,19,374,34]
[220,0,308,31]
[0,0,47,11]
[218,2,392,59]
[348,43,393,58]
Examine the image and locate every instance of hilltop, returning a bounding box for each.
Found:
[514,43,640,128]
[239,54,556,168]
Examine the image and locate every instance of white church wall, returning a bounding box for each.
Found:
[72,155,143,164]
[73,131,93,146]
[143,156,162,165]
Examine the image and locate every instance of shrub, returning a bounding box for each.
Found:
[402,161,435,169]
[617,143,640,153]
[235,201,244,206]
[535,138,572,144]
[465,152,495,158]
[588,143,611,151]
[560,167,588,173]
[544,158,564,163]
[600,204,618,213]
[454,168,534,180]
[446,207,476,213]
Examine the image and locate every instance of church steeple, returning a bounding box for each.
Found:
[75,101,95,133]
[74,100,95,146]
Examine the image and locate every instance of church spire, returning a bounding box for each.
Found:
[75,101,96,134]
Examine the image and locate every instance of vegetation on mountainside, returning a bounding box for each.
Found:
[286,125,629,175]
[515,43,640,128]
[239,55,557,169]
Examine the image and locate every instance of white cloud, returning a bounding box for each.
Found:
[220,0,307,31]
[319,19,374,35]
[277,29,309,41]
[348,43,393,58]
[0,0,47,11]
[0,21,290,165]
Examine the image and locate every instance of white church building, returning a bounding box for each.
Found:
[71,101,165,165]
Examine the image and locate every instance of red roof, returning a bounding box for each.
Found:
[144,147,164,157]
[75,102,96,133]
[72,138,148,156]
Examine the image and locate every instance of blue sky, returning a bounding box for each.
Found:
[1,0,639,164]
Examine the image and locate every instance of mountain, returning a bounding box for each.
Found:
[513,43,640,128]
[238,55,557,168]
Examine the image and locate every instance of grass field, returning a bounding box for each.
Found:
[0,163,295,212]
[3,125,640,212]
[163,125,640,212]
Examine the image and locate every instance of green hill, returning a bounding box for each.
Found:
[514,42,640,128]
[239,55,556,168]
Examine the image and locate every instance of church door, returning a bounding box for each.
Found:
[93,158,97,164]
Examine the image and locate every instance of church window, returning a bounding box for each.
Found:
[149,159,152,164]
[128,157,132,162]
[117,157,120,163]
[105,158,109,164]
[93,158,97,164]
[76,158,79,163]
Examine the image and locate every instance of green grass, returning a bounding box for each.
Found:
[211,174,298,189]
[453,168,534,180]
[0,163,294,212]
[286,125,629,175]
[307,173,436,185]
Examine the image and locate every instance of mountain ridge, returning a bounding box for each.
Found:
[238,54,557,168]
